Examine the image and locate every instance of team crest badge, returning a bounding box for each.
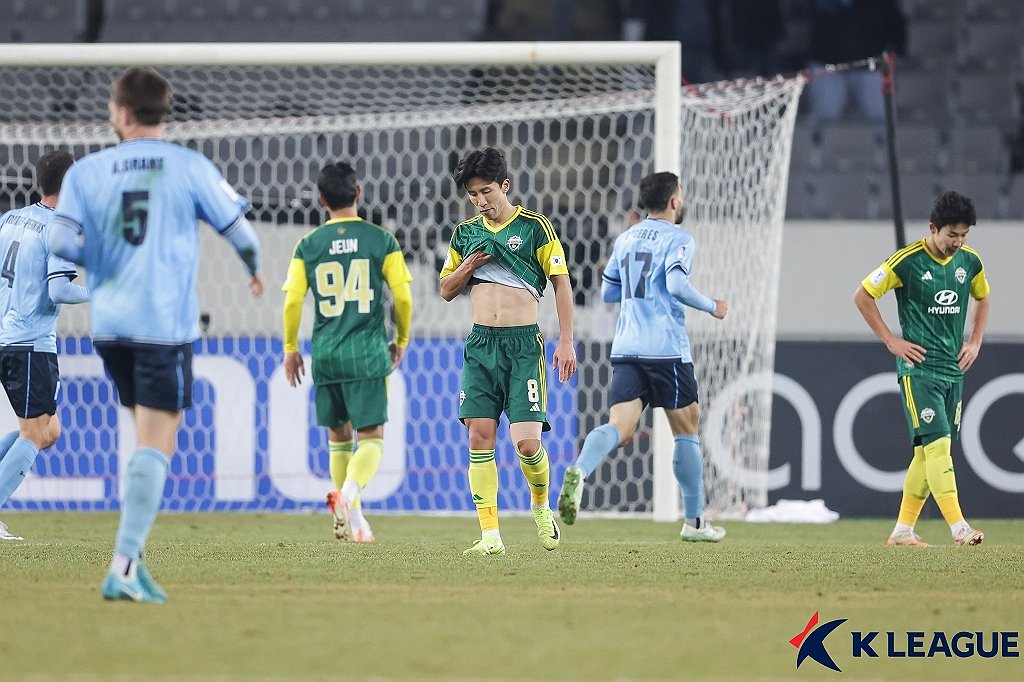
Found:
[920,407,935,424]
[507,235,523,251]
[955,267,967,284]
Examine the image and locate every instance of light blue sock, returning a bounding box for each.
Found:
[673,435,704,521]
[575,424,621,478]
[0,438,40,505]
[0,430,20,464]
[114,448,169,560]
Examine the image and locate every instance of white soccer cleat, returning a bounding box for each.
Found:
[680,521,726,543]
[886,529,928,547]
[325,491,353,542]
[0,521,23,541]
[954,527,984,547]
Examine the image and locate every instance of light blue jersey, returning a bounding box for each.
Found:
[54,139,249,344]
[0,203,78,352]
[602,218,711,363]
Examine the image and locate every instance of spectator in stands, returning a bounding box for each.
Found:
[637,0,724,83]
[805,0,906,134]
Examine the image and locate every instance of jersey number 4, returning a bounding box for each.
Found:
[1,241,19,286]
[621,251,653,299]
[315,259,375,317]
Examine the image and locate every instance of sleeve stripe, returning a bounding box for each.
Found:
[601,273,621,284]
[666,262,690,276]
[521,208,556,242]
[884,241,924,268]
[47,271,77,280]
[217,213,245,236]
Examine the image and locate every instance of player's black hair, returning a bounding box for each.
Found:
[930,191,977,229]
[112,67,171,126]
[452,147,509,188]
[317,161,358,209]
[637,171,680,212]
[35,150,75,196]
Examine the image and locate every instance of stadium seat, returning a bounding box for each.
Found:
[925,172,1007,219]
[895,69,954,124]
[818,122,884,173]
[788,124,819,172]
[894,124,945,173]
[877,172,940,220]
[808,172,878,220]
[960,22,1024,71]
[963,0,1023,21]
[899,0,959,21]
[1005,174,1024,218]
[783,172,816,219]
[905,21,958,69]
[949,125,1009,174]
[953,71,1021,125]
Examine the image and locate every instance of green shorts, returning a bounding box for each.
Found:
[459,323,550,430]
[315,377,388,431]
[899,374,963,446]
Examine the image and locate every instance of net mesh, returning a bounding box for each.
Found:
[0,58,802,517]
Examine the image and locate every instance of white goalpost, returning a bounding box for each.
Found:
[0,42,801,520]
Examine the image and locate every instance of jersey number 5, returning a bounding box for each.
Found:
[121,190,149,245]
[315,259,375,317]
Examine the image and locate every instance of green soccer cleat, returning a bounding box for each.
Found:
[463,535,506,556]
[533,507,560,551]
[557,465,584,525]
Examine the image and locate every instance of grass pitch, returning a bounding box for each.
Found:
[1,513,1022,681]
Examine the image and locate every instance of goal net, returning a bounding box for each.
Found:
[0,44,802,519]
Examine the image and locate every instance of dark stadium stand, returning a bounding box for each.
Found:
[0,0,1021,220]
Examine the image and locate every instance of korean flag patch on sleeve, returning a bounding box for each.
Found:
[550,255,564,267]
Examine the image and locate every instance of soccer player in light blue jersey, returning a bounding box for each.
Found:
[557,172,729,541]
[51,68,264,603]
[0,151,88,542]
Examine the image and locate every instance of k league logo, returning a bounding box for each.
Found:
[791,611,847,672]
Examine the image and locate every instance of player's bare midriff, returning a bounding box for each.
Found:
[470,281,539,327]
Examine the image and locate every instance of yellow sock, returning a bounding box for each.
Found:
[469,449,498,532]
[923,436,964,525]
[517,445,550,507]
[897,445,929,526]
[477,505,499,533]
[347,438,383,490]
[328,440,353,489]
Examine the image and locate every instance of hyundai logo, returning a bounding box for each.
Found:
[934,290,958,305]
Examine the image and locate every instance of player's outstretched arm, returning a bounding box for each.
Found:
[550,273,577,382]
[439,251,490,301]
[853,285,926,365]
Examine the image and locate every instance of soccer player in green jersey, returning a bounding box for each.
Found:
[441,147,577,556]
[282,161,413,543]
[854,191,990,548]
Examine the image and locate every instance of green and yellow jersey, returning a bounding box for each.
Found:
[861,239,989,381]
[439,205,569,298]
[283,216,412,384]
